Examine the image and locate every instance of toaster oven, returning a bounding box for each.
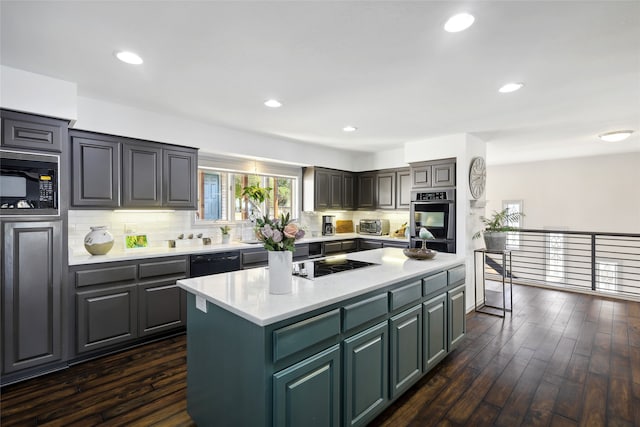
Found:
[359,219,390,236]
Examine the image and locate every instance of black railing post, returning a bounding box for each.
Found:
[591,234,596,291]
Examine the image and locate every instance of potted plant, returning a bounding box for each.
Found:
[240,184,272,219]
[220,225,231,244]
[473,208,524,251]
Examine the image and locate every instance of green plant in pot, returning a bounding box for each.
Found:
[473,208,524,251]
[240,184,272,219]
[220,225,231,244]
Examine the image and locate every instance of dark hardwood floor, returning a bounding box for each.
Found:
[2,284,639,426]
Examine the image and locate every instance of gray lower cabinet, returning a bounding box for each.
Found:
[138,279,186,336]
[71,256,187,355]
[423,294,447,372]
[76,284,138,352]
[389,305,422,398]
[273,345,341,427]
[324,239,357,255]
[343,321,388,427]
[2,221,63,374]
[448,284,466,350]
[359,240,383,251]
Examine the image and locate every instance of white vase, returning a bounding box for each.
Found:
[268,250,293,294]
[84,226,115,255]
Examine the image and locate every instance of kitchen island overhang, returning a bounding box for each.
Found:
[178,248,467,427]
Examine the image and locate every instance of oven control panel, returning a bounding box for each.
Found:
[414,191,449,201]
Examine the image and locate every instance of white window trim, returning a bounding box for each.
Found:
[502,200,523,250]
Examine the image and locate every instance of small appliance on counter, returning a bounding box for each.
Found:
[358,219,390,236]
[322,215,335,236]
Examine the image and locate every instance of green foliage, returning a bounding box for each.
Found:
[241,184,272,203]
[473,208,525,240]
[219,225,230,235]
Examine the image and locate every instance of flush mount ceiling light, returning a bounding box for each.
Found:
[444,13,475,33]
[343,126,358,132]
[498,82,525,93]
[598,130,634,142]
[264,99,282,108]
[114,50,143,65]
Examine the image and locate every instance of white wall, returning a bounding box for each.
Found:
[486,152,640,233]
[0,65,78,121]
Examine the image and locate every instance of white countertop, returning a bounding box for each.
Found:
[68,233,409,265]
[177,248,464,326]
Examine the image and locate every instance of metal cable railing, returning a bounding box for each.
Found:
[483,229,640,299]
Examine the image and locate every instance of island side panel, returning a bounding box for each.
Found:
[186,293,269,426]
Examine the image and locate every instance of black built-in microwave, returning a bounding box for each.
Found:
[0,150,59,215]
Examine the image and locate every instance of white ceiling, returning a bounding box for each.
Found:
[1,1,639,164]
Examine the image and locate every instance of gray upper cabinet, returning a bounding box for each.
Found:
[396,168,411,209]
[410,159,456,189]
[2,221,63,374]
[329,170,343,209]
[343,172,355,210]
[71,132,121,208]
[163,148,197,209]
[122,142,162,207]
[1,109,67,153]
[375,171,396,209]
[314,168,331,210]
[71,130,198,209]
[357,173,376,209]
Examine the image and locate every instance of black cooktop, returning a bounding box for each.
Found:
[293,258,378,280]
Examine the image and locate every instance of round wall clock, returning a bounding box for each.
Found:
[469,156,486,199]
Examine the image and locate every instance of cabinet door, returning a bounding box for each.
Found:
[273,345,341,427]
[71,134,120,207]
[344,321,388,427]
[1,110,66,153]
[396,169,412,209]
[423,294,447,372]
[314,169,331,210]
[375,172,396,209]
[323,241,343,255]
[383,241,409,249]
[357,173,375,209]
[163,148,197,209]
[122,143,162,207]
[390,305,422,398]
[2,221,62,373]
[76,284,138,353]
[448,284,466,351]
[343,173,355,210]
[432,162,455,187]
[138,279,186,336]
[329,171,343,209]
[411,165,432,188]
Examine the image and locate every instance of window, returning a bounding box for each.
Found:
[545,233,565,283]
[502,200,523,250]
[596,259,620,291]
[196,166,297,224]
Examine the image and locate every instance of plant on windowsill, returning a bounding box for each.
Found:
[220,225,231,244]
[472,208,525,252]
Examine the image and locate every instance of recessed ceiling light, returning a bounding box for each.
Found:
[598,130,634,142]
[114,50,143,65]
[343,126,357,132]
[264,99,282,108]
[444,13,475,33]
[498,82,525,93]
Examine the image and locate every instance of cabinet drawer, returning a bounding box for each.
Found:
[139,258,187,279]
[242,249,268,266]
[423,271,447,296]
[75,265,137,288]
[273,309,341,362]
[389,280,422,311]
[324,241,342,254]
[2,113,66,152]
[342,293,388,332]
[360,240,383,251]
[341,240,357,251]
[293,244,309,259]
[448,265,466,286]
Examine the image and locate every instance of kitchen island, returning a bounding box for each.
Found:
[177,248,466,427]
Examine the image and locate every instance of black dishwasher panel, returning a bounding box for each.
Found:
[190,251,241,277]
